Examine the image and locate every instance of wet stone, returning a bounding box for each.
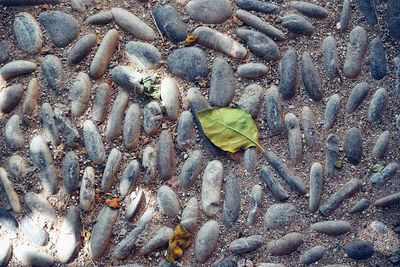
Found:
[370,162,399,189]
[195,220,219,263]
[300,246,326,265]
[243,147,258,172]
[0,60,36,80]
[209,57,236,107]
[323,36,339,78]
[344,127,363,165]
[284,113,303,164]
[176,111,195,147]
[264,203,296,229]
[92,83,111,123]
[161,77,180,120]
[101,148,122,193]
[0,41,10,64]
[139,227,173,255]
[126,41,162,70]
[260,165,289,202]
[67,33,97,65]
[79,166,95,212]
[356,0,377,25]
[0,168,20,213]
[267,232,303,256]
[39,11,79,47]
[325,134,339,178]
[0,84,24,114]
[280,48,297,100]
[387,0,400,39]
[180,197,199,233]
[369,37,387,80]
[126,190,144,221]
[40,102,60,146]
[14,12,42,54]
[153,5,188,43]
[54,108,80,148]
[323,94,341,130]
[180,150,203,189]
[56,206,81,263]
[186,0,232,24]
[301,51,323,101]
[20,215,48,246]
[82,120,106,165]
[157,130,176,180]
[62,151,80,194]
[223,174,240,228]
[119,160,139,197]
[8,155,28,179]
[142,146,157,184]
[0,207,18,232]
[157,185,180,217]
[237,63,268,79]
[372,131,390,159]
[234,0,281,14]
[201,160,224,217]
[14,246,54,267]
[106,89,129,141]
[237,28,279,61]
[338,0,351,32]
[24,192,56,225]
[311,221,352,236]
[0,238,11,267]
[344,240,374,260]
[246,184,263,226]
[309,162,323,213]
[229,235,263,254]
[41,54,63,94]
[167,47,208,82]
[5,114,24,150]
[90,29,119,79]
[291,1,329,19]
[124,104,142,151]
[282,14,314,35]
[143,100,163,135]
[86,11,113,25]
[264,85,283,135]
[349,198,369,214]
[301,106,317,148]
[343,26,368,79]
[346,82,370,113]
[368,87,388,123]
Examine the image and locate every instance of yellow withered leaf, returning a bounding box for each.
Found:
[166,224,192,263]
[185,35,197,46]
[105,198,121,209]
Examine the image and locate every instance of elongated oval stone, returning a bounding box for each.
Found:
[246,184,263,226]
[20,215,49,246]
[323,94,341,130]
[349,198,369,214]
[56,207,81,263]
[285,113,303,164]
[86,11,113,25]
[195,220,219,263]
[322,36,339,78]
[370,162,399,189]
[237,84,263,118]
[62,151,80,194]
[181,197,199,233]
[180,150,203,189]
[343,26,368,79]
[311,220,352,236]
[368,87,388,123]
[300,245,326,265]
[346,82,369,113]
[369,37,387,80]
[344,127,363,164]
[119,160,139,197]
[24,192,56,224]
[309,162,323,212]
[301,106,317,148]
[291,1,329,19]
[282,14,314,35]
[101,148,122,192]
[280,48,297,100]
[209,57,236,107]
[39,11,79,47]
[264,85,282,135]
[356,0,377,25]
[0,167,21,213]
[123,103,142,151]
[267,232,303,256]
[69,72,91,117]
[21,78,40,123]
[234,0,281,14]
[301,51,322,101]
[90,29,119,79]
[54,108,80,148]
[68,33,97,65]
[0,83,24,114]
[372,131,390,159]
[106,90,129,141]
[236,28,279,61]
[222,174,240,228]
[201,160,224,217]
[126,41,162,70]
[14,12,42,54]
[82,120,106,165]
[125,190,144,221]
[186,0,232,24]
[142,146,156,184]
[29,135,53,169]
[40,102,60,146]
[229,235,263,254]
[153,5,188,43]
[5,114,24,150]
[0,60,36,80]
[8,155,27,179]
[157,130,176,180]
[157,185,180,217]
[143,100,162,136]
[338,0,351,32]
[325,134,339,178]
[79,166,95,212]
[92,83,111,123]
[387,0,400,39]
[237,63,268,79]
[161,77,180,120]
[166,47,208,82]
[260,165,289,201]
[176,111,194,147]
[41,54,63,94]
[264,203,296,229]
[139,227,173,256]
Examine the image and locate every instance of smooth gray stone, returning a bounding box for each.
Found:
[92,83,111,123]
[39,11,79,47]
[142,146,157,184]
[356,0,377,25]
[238,84,263,118]
[14,246,54,267]
[201,160,224,217]
[311,220,352,236]
[161,77,180,120]
[372,131,390,159]
[236,28,279,61]
[69,71,92,117]
[101,148,122,192]
[309,162,323,213]
[346,82,369,113]
[0,60,36,80]
[194,27,247,59]
[82,120,106,165]
[237,63,268,79]
[229,235,263,254]
[180,150,203,189]
[106,90,129,141]
[325,134,339,178]
[90,206,118,260]
[0,207,18,232]
[56,206,81,263]
[349,198,369,214]
[266,151,306,195]
[123,103,142,150]
[0,238,11,267]
[176,111,194,147]
[246,184,262,226]
[260,165,288,201]
[68,33,97,65]
[62,151,80,194]
[1,0,59,5]
[222,175,240,228]
[70,0,96,12]
[395,56,400,102]
[24,192,56,224]
[343,26,368,79]
[186,0,232,24]
[167,47,208,81]
[319,178,362,216]
[301,106,317,148]
[195,220,219,263]
[301,51,322,101]
[281,14,314,35]
[234,0,281,14]
[111,8,156,40]
[41,54,63,94]
[264,85,282,135]
[40,102,60,146]
[14,12,42,54]
[322,36,339,78]
[157,185,179,217]
[86,11,113,25]
[370,162,399,189]
[157,130,176,181]
[264,203,296,229]
[387,0,400,39]
[119,160,139,197]
[284,113,303,164]
[126,41,162,70]
[21,78,40,123]
[42,165,59,195]
[125,190,144,221]
[338,0,351,32]
[369,37,387,80]
[0,168,20,213]
[243,147,258,172]
[180,197,199,233]
[54,108,80,148]
[323,94,341,130]
[5,114,24,150]
[110,66,142,92]
[291,1,329,19]
[368,87,388,123]
[344,240,374,260]
[267,232,303,256]
[139,227,173,255]
[0,41,10,64]
[79,166,95,212]
[8,155,28,179]
[209,57,236,107]
[113,208,154,260]
[153,5,188,43]
[212,258,237,267]
[300,246,326,265]
[90,29,119,79]
[0,84,23,114]
[235,10,285,40]
[374,192,400,207]
[344,127,363,164]
[279,48,297,100]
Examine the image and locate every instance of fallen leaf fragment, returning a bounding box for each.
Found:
[166,224,191,263]
[105,198,121,209]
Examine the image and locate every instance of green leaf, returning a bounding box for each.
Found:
[139,76,161,99]
[372,163,385,173]
[196,107,265,153]
[335,160,344,169]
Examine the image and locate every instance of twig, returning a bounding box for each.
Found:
[150,11,164,42]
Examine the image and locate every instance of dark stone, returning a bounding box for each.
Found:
[375,192,400,207]
[0,84,24,114]
[368,88,388,123]
[280,48,297,100]
[119,160,139,197]
[264,85,283,135]
[229,235,263,254]
[67,33,97,65]
[62,151,80,194]
[290,1,329,19]
[349,198,369,214]
[167,47,208,82]
[387,0,400,39]
[311,221,352,236]
[264,203,296,229]
[344,240,374,260]
[281,14,314,35]
[356,0,377,25]
[260,165,289,201]
[82,120,106,165]
[237,63,268,79]
[179,150,203,189]
[86,11,113,25]
[346,82,369,113]
[301,52,322,101]
[284,113,303,164]
[125,41,162,70]
[246,184,262,226]
[153,5,188,43]
[186,0,232,24]
[176,111,194,147]
[123,103,142,151]
[343,26,368,79]
[41,54,63,94]
[237,28,280,61]
[322,36,339,78]
[325,134,339,178]
[0,41,10,64]
[323,94,341,130]
[339,0,351,32]
[372,130,390,159]
[344,127,363,164]
[234,0,281,14]
[222,175,240,228]
[309,162,323,212]
[39,11,79,47]
[0,207,18,232]
[209,57,236,107]
[369,37,387,80]
[300,246,326,265]
[212,257,237,267]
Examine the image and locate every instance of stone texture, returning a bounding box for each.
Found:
[344,127,363,164]
[264,203,296,229]
[186,0,232,24]
[237,28,279,60]
[101,148,122,192]
[209,57,236,107]
[82,120,106,165]
[0,60,36,80]
[238,84,263,118]
[0,84,23,114]
[157,130,176,180]
[267,232,303,256]
[167,47,208,81]
[280,48,297,100]
[309,162,323,212]
[325,134,339,178]
[346,82,370,113]
[201,160,224,217]
[356,0,377,25]
[284,113,303,164]
[369,37,387,80]
[282,14,314,35]
[291,1,329,19]
[343,26,368,79]
[39,11,79,47]
[264,85,283,135]
[90,29,119,79]
[323,94,341,130]
[229,235,263,254]
[322,36,339,78]
[14,12,42,54]
[69,72,91,117]
[195,220,219,263]
[301,51,323,101]
[123,103,142,150]
[161,77,180,120]
[111,8,156,40]
[153,5,188,43]
[310,221,352,236]
[126,41,162,70]
[368,87,388,123]
[237,63,268,79]
[157,185,180,217]
[68,33,97,65]
[180,150,203,189]
[344,240,374,260]
[222,174,240,228]
[119,160,139,197]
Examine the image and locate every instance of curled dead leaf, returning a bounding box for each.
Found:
[185,35,197,46]
[105,198,121,209]
[166,224,192,264]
